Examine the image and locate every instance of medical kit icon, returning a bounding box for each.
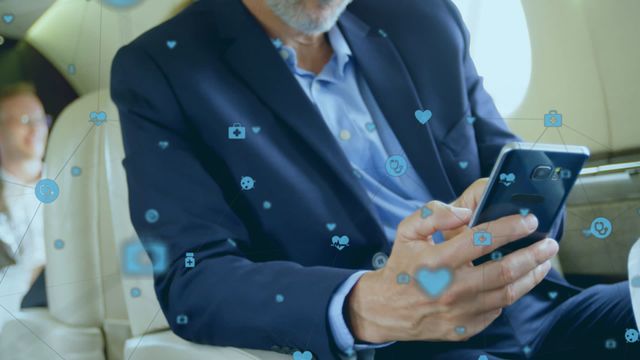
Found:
[473,231,492,247]
[185,252,195,268]
[176,314,188,325]
[544,110,562,127]
[228,123,246,139]
[122,240,168,275]
[396,272,411,284]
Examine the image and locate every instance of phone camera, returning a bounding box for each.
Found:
[531,165,553,180]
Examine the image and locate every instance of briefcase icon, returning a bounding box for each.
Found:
[544,110,562,127]
[473,231,493,247]
[228,123,246,139]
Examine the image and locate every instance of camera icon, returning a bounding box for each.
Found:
[473,231,493,247]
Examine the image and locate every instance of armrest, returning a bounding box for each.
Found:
[0,308,104,360]
[124,331,292,360]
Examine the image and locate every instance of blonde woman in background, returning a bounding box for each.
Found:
[0,83,48,329]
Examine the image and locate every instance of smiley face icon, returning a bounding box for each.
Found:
[240,176,256,190]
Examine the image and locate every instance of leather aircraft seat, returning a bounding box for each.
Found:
[630,239,640,328]
[0,91,288,360]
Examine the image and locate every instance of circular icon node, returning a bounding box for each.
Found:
[372,252,388,269]
[35,179,60,204]
[590,217,612,239]
[491,251,503,261]
[130,287,141,298]
[54,239,65,250]
[103,0,144,9]
[396,272,411,285]
[275,294,285,303]
[385,155,408,177]
[145,209,159,223]
[71,166,82,177]
[625,328,639,343]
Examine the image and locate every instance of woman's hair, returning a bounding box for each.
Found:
[0,82,39,215]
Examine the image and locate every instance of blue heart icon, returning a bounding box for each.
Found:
[89,111,107,126]
[251,126,261,134]
[523,345,532,354]
[262,201,271,209]
[293,351,312,360]
[326,223,336,231]
[415,267,452,298]
[331,235,349,250]
[455,326,466,335]
[466,116,476,125]
[158,141,169,150]
[414,109,432,125]
[458,161,469,169]
[581,229,592,238]
[499,172,516,186]
[478,356,489,360]
[365,122,376,132]
[631,276,640,288]
[519,208,530,216]
[166,40,177,49]
[548,291,558,300]
[293,351,313,360]
[420,206,432,219]
[2,14,14,24]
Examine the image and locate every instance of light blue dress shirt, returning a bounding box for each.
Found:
[273,26,432,355]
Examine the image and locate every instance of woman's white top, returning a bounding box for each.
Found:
[0,167,46,330]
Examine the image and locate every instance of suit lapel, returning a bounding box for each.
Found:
[212,0,388,246]
[338,11,457,203]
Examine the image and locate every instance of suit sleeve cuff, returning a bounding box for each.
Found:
[328,270,395,355]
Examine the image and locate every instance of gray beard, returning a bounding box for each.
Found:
[265,0,353,35]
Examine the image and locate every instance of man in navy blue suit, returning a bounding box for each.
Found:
[111,0,638,359]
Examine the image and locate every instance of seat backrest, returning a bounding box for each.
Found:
[44,90,169,351]
[629,239,640,329]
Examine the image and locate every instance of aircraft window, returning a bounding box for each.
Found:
[451,0,532,117]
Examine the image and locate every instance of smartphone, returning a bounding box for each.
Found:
[469,142,590,254]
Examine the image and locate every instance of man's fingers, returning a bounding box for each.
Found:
[440,214,539,267]
[396,201,472,243]
[453,238,559,293]
[451,178,488,211]
[474,260,552,312]
[446,309,502,341]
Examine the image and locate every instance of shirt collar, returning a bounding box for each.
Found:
[272,25,353,78]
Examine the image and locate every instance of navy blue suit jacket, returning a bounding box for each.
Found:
[111,0,576,358]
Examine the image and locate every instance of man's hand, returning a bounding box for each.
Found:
[346,199,558,343]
